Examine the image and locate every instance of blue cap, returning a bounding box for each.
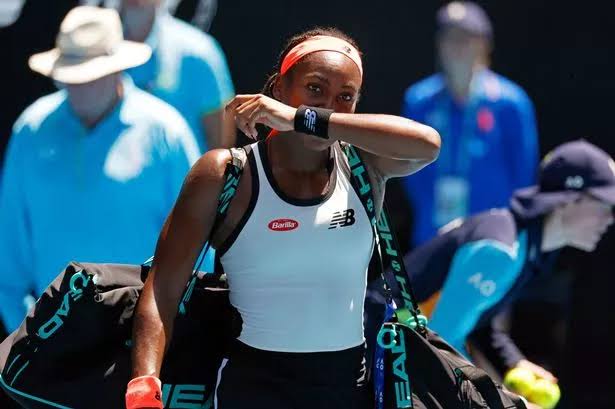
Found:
[511,140,615,219]
[437,1,493,38]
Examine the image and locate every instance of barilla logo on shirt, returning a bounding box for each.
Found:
[268,219,299,231]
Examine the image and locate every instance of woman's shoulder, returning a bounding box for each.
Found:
[192,149,233,179]
[177,149,238,201]
[188,144,256,194]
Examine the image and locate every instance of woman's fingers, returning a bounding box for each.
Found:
[236,98,261,118]
[225,93,295,136]
[247,108,270,136]
[225,94,258,112]
[235,98,262,139]
[225,95,259,138]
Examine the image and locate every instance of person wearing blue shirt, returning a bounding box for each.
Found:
[368,140,614,404]
[401,1,539,246]
[0,6,201,333]
[120,0,236,152]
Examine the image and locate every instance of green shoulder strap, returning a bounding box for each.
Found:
[341,143,427,332]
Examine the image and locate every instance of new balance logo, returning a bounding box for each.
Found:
[304,109,317,132]
[329,209,356,229]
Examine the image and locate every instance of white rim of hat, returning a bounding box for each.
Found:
[28,6,151,85]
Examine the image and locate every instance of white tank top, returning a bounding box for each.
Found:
[218,142,374,352]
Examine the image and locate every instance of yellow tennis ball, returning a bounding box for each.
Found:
[504,367,536,396]
[527,379,561,409]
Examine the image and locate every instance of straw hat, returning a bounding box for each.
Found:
[29,6,151,85]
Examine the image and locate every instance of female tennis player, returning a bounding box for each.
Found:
[126,27,441,409]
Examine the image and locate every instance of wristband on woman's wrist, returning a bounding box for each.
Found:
[294,105,333,139]
[126,375,163,409]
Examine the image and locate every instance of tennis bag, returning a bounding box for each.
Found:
[343,145,527,409]
[0,148,246,409]
[0,264,239,409]
[374,305,526,409]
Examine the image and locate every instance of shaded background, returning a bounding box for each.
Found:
[0,1,613,407]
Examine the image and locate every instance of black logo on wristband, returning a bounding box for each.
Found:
[304,109,317,133]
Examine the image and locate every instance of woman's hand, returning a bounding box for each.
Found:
[225,94,296,139]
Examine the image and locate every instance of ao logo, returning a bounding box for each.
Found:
[565,175,584,189]
[468,273,496,297]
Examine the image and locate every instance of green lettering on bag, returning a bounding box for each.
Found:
[391,327,406,355]
[37,270,92,339]
[377,325,412,407]
[394,276,413,310]
[38,314,63,339]
[395,380,412,408]
[351,165,372,196]
[57,293,70,317]
[69,270,91,295]
[377,325,398,350]
[345,146,373,198]
[391,328,412,408]
[162,384,207,409]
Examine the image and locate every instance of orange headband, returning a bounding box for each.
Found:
[280,35,363,77]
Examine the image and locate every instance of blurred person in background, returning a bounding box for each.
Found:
[368,140,614,406]
[118,0,236,151]
[0,0,24,28]
[81,0,218,31]
[401,1,538,246]
[165,0,218,32]
[0,6,200,333]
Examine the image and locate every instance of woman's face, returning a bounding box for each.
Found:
[275,50,362,150]
[560,195,614,251]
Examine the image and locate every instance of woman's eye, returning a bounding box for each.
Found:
[307,84,321,93]
[340,93,354,102]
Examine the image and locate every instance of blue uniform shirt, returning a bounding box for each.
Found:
[401,70,539,245]
[0,78,201,331]
[126,12,235,153]
[397,209,558,372]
